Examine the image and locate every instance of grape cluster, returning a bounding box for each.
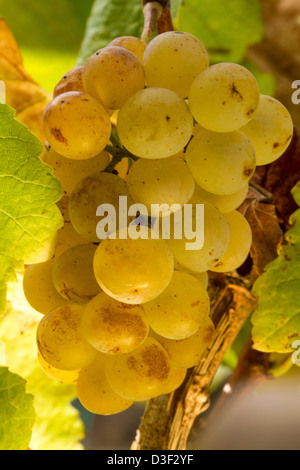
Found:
[23,32,293,416]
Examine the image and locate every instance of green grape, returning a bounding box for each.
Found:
[190,182,249,213]
[143,31,209,99]
[211,210,252,273]
[107,36,147,64]
[43,144,110,197]
[37,304,97,371]
[166,204,230,273]
[143,271,210,340]
[77,354,134,415]
[53,66,85,98]
[93,228,174,304]
[161,367,187,395]
[186,129,256,195]
[188,63,260,133]
[68,172,133,243]
[23,259,68,314]
[83,292,149,354]
[52,244,101,304]
[105,337,171,401]
[117,87,194,159]
[240,94,294,166]
[43,91,111,160]
[127,156,195,217]
[151,319,215,369]
[37,350,80,384]
[82,46,145,110]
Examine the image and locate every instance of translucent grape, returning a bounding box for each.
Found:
[151,319,215,369]
[117,87,194,159]
[186,129,256,195]
[188,63,260,133]
[143,31,209,98]
[211,210,252,273]
[107,36,147,64]
[161,367,187,395]
[68,172,133,243]
[36,304,97,371]
[190,183,249,213]
[77,354,133,415]
[166,204,230,273]
[93,229,174,304]
[23,259,68,314]
[43,144,110,197]
[52,244,102,303]
[174,263,209,289]
[83,292,149,354]
[105,337,171,401]
[127,156,195,216]
[240,94,294,166]
[53,66,85,97]
[82,46,145,110]
[37,350,80,384]
[143,271,210,340]
[43,91,111,160]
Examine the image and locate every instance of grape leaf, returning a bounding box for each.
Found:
[0,104,63,313]
[251,182,300,353]
[176,0,263,63]
[0,366,35,450]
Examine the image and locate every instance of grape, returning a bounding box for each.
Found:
[186,129,256,195]
[127,156,195,217]
[190,182,249,214]
[37,350,80,384]
[43,91,111,160]
[166,204,230,273]
[143,271,210,340]
[77,354,133,415]
[93,229,174,304]
[68,172,133,243]
[52,244,102,304]
[105,337,171,401]
[211,210,252,273]
[82,46,145,110]
[161,367,187,395]
[143,31,209,99]
[151,319,215,369]
[36,304,97,371]
[117,87,194,159]
[107,36,146,64]
[188,63,260,133]
[43,144,110,197]
[83,292,149,354]
[174,262,209,289]
[23,259,68,314]
[240,94,294,166]
[53,66,85,97]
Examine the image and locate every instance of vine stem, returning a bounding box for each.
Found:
[142,0,173,44]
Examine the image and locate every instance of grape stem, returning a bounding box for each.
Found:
[104,144,138,174]
[142,0,173,44]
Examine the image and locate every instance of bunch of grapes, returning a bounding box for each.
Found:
[23,32,293,416]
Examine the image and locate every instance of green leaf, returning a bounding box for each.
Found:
[252,183,300,353]
[0,367,35,450]
[176,0,263,63]
[77,0,144,65]
[0,104,63,313]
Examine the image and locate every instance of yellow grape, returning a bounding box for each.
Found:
[240,94,294,165]
[186,129,256,195]
[53,66,85,97]
[43,91,111,160]
[143,31,209,98]
[42,144,110,197]
[174,262,209,289]
[211,210,252,273]
[37,350,80,384]
[77,354,133,415]
[37,304,97,371]
[107,36,146,63]
[161,367,187,395]
[23,259,68,314]
[190,182,249,214]
[117,87,194,159]
[52,244,101,304]
[105,337,171,401]
[93,229,174,304]
[188,63,260,132]
[143,271,210,340]
[82,46,145,110]
[83,292,149,354]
